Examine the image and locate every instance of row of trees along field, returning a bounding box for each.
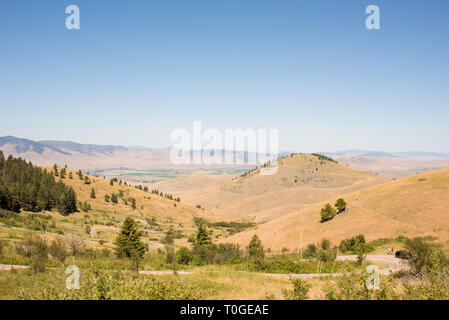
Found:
[0,151,77,215]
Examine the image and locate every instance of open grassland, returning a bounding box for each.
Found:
[150,154,389,222]
[222,168,449,251]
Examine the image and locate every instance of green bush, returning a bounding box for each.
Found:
[248,235,264,260]
[283,278,311,300]
[320,203,336,222]
[191,243,243,265]
[339,234,373,254]
[323,266,399,300]
[19,268,205,300]
[49,238,68,263]
[405,237,448,274]
[176,247,192,265]
[16,234,49,273]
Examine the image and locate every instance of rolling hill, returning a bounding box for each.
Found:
[151,154,389,222]
[0,159,228,252]
[221,168,449,251]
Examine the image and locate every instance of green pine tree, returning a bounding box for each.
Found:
[195,223,212,246]
[90,188,96,199]
[114,217,146,267]
[248,234,265,259]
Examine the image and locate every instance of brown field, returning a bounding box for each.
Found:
[150,154,389,222]
[221,168,449,251]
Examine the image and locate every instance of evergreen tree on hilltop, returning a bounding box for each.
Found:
[114,217,145,259]
[90,188,96,199]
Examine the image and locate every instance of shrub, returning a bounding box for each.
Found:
[110,194,118,204]
[49,238,68,263]
[335,198,347,212]
[339,234,371,254]
[16,234,48,273]
[21,268,205,300]
[404,262,449,299]
[320,203,336,222]
[176,247,193,265]
[317,247,337,263]
[405,237,448,274]
[323,266,399,300]
[282,278,311,300]
[68,235,85,255]
[248,234,264,260]
[191,243,243,265]
[303,244,317,258]
[165,245,176,265]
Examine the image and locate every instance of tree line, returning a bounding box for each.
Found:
[0,151,77,215]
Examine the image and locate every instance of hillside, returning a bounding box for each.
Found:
[153,154,389,222]
[0,159,233,253]
[221,168,449,251]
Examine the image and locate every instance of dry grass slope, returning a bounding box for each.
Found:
[159,154,389,222]
[221,168,449,251]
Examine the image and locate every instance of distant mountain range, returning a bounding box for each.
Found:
[322,149,449,161]
[0,136,269,171]
[1,136,449,178]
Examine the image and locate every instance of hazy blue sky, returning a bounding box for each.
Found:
[1,0,448,152]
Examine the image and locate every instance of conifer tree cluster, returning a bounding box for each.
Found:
[150,189,180,202]
[0,151,77,215]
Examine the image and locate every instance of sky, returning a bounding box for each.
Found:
[0,0,448,153]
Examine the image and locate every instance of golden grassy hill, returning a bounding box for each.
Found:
[162,154,389,222]
[221,168,449,251]
[0,167,228,251]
